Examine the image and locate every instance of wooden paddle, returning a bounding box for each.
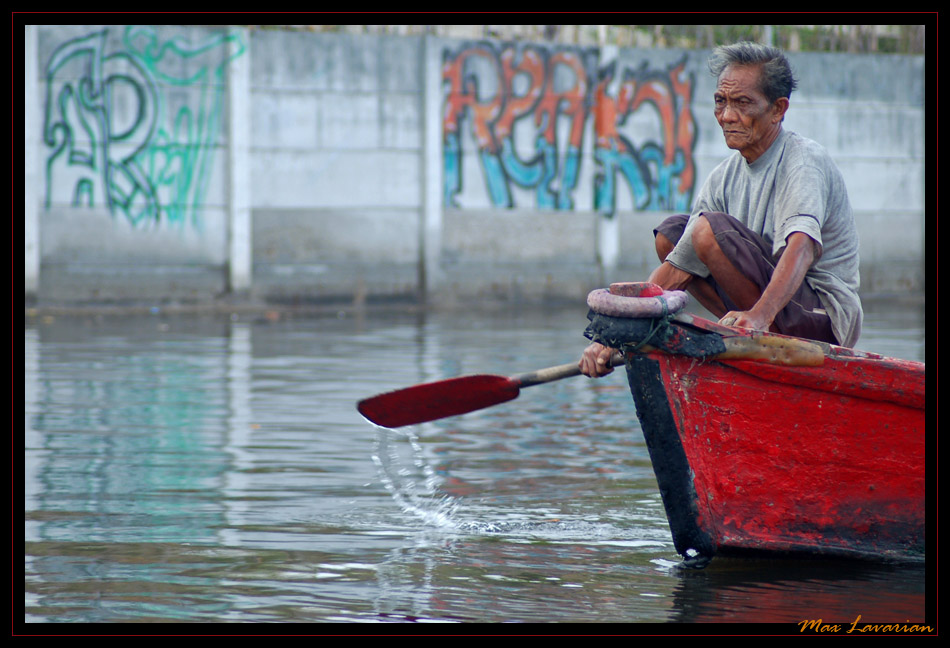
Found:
[357,324,825,428]
[357,354,623,428]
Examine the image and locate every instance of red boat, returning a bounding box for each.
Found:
[585,283,926,568]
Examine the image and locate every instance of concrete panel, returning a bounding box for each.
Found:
[784,104,925,159]
[437,261,603,303]
[37,23,243,262]
[617,210,672,270]
[854,210,924,260]
[253,262,419,303]
[251,31,387,92]
[377,36,424,93]
[42,139,234,213]
[789,52,924,104]
[39,263,226,303]
[854,209,925,294]
[442,208,597,263]
[251,149,421,209]
[839,158,924,212]
[252,93,321,150]
[41,207,227,265]
[253,208,419,263]
[252,205,421,301]
[319,92,382,149]
[439,208,601,302]
[379,92,423,149]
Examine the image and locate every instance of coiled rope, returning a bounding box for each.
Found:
[587,282,690,351]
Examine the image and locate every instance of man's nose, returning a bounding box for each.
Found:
[719,103,739,121]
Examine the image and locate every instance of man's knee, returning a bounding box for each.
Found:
[655,232,675,262]
[690,214,717,262]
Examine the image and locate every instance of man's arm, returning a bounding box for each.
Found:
[721,231,816,331]
[646,259,693,291]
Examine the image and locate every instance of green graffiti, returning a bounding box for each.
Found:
[43,27,245,230]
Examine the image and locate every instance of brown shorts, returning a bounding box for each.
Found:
[654,212,838,345]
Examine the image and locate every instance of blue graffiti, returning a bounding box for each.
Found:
[43,26,245,229]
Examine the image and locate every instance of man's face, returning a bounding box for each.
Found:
[713,64,786,162]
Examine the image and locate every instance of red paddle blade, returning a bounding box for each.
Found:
[357,374,520,428]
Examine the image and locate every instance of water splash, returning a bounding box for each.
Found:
[371,426,641,540]
[371,427,566,536]
[372,426,460,530]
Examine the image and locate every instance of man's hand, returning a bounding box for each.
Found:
[719,308,773,332]
[579,342,616,378]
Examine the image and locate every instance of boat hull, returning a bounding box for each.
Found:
[587,310,925,566]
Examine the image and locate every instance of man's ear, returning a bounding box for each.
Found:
[773,97,790,123]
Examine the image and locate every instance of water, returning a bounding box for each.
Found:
[23,298,929,625]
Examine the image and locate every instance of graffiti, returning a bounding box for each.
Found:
[443,42,595,211]
[42,26,245,229]
[593,57,697,213]
[41,31,698,225]
[443,42,697,215]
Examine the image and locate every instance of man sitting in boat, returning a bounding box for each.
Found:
[581,41,862,378]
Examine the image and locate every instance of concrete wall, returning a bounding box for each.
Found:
[24,25,926,305]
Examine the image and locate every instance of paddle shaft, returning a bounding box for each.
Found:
[512,352,623,388]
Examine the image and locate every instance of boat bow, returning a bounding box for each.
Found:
[585,283,925,567]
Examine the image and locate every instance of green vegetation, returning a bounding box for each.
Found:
[254,24,926,55]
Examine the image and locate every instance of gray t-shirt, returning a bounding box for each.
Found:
[666,129,862,347]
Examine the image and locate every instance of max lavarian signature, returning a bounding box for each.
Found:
[799,615,934,634]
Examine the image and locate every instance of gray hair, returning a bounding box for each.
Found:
[708,41,798,103]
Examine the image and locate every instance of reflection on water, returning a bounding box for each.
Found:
[23,299,929,625]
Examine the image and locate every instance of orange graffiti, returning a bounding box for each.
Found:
[494,46,544,140]
[442,45,504,152]
[535,50,588,149]
[442,43,697,212]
